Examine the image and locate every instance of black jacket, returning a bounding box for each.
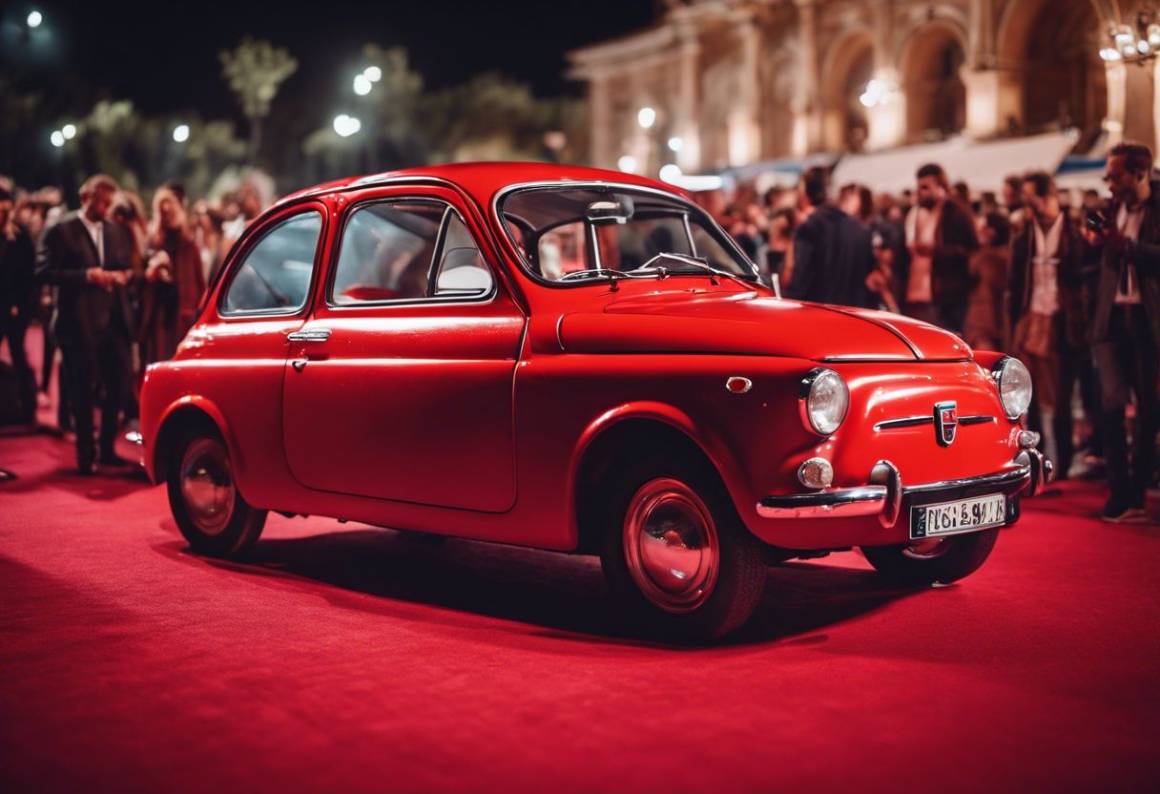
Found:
[0,226,37,317]
[35,212,134,346]
[786,205,874,308]
[1007,213,1086,348]
[1092,180,1160,347]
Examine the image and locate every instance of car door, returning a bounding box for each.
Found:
[281,185,525,513]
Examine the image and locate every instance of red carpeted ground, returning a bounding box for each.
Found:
[1,362,1159,791]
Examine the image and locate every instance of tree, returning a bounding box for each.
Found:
[219,38,298,163]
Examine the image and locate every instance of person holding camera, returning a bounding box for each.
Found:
[1092,142,1160,522]
[35,175,135,474]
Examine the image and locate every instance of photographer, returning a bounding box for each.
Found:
[1091,142,1160,522]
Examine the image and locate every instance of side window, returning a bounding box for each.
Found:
[432,213,493,297]
[331,201,443,304]
[222,211,321,315]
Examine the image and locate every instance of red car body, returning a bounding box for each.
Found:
[140,162,1049,637]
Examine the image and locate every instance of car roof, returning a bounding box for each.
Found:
[274,161,685,209]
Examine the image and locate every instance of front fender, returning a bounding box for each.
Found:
[144,394,241,484]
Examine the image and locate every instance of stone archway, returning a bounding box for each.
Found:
[899,22,967,142]
[819,31,875,152]
[996,0,1107,145]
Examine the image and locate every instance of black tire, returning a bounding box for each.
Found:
[860,528,999,586]
[166,427,266,558]
[597,455,767,642]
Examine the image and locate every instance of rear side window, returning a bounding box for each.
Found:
[221,211,322,315]
[330,200,492,304]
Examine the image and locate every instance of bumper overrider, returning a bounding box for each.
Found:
[757,447,1052,524]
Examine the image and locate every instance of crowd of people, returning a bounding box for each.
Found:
[1,145,1158,521]
[0,172,270,473]
[696,141,1159,523]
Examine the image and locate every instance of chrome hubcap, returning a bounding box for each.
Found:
[623,478,720,614]
[179,438,235,536]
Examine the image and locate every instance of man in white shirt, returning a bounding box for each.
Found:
[1092,142,1160,522]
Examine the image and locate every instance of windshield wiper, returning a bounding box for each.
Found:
[628,252,757,288]
[558,267,628,282]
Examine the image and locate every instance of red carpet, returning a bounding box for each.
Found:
[1,336,1158,791]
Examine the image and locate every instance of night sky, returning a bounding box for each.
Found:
[4,0,657,120]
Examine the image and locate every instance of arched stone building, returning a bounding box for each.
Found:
[568,0,1153,174]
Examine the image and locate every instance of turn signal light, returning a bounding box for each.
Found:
[798,457,834,490]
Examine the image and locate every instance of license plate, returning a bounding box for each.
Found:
[910,493,1007,539]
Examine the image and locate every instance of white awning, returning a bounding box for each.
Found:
[830,131,1080,195]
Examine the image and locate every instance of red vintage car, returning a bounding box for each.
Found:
[139,162,1050,640]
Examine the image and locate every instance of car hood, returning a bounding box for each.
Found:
[557,289,970,361]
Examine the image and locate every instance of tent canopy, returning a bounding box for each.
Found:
[829,131,1080,195]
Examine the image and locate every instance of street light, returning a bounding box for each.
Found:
[173,124,190,143]
[353,74,372,96]
[333,114,361,137]
[61,123,77,140]
[617,154,638,173]
[363,66,382,83]
[26,10,43,29]
[667,136,683,153]
[50,130,65,148]
[637,106,656,129]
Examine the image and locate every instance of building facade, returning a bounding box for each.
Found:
[569,0,1156,175]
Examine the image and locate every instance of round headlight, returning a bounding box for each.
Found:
[993,357,1033,419]
[802,368,849,435]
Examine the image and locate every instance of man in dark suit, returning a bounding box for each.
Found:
[0,187,38,424]
[1091,142,1160,522]
[785,167,875,308]
[36,175,134,474]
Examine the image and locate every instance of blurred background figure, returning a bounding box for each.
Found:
[964,211,1010,351]
[1090,142,1160,522]
[35,175,134,474]
[138,186,205,368]
[898,163,978,333]
[0,186,38,425]
[785,166,874,307]
[1008,171,1085,477]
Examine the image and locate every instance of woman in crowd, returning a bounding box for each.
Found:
[137,187,205,367]
[964,211,1011,350]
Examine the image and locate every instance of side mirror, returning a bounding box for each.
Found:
[586,196,634,225]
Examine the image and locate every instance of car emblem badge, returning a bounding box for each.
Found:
[934,401,957,447]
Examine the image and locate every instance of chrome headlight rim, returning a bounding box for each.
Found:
[991,356,1033,420]
[799,367,849,436]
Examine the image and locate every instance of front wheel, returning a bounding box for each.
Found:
[167,430,266,558]
[598,459,767,642]
[860,528,999,586]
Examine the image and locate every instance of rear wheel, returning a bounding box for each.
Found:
[597,458,766,642]
[167,430,266,558]
[860,528,999,586]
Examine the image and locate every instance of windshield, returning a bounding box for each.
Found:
[498,185,759,284]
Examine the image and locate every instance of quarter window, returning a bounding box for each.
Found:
[221,211,321,315]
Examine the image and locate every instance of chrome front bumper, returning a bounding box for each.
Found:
[756,448,1052,524]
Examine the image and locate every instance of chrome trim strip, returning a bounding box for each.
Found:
[822,354,914,362]
[874,414,994,431]
[874,415,932,430]
[903,466,1029,494]
[757,486,887,519]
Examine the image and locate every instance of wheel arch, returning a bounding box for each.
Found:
[149,397,238,485]
[569,402,751,555]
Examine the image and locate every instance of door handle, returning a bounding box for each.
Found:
[291,358,307,372]
[287,328,332,343]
